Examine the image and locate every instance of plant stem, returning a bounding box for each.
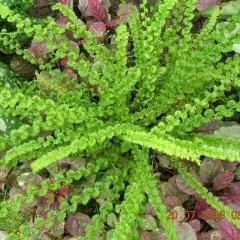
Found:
[70,0,73,10]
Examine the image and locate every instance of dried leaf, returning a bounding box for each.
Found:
[65,212,92,237]
[164,196,182,210]
[213,170,235,191]
[88,0,107,21]
[218,220,240,240]
[196,0,221,11]
[0,168,10,182]
[199,158,224,184]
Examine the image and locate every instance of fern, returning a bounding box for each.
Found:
[1,1,240,239]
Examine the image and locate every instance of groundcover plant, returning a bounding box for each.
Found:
[1,0,240,239]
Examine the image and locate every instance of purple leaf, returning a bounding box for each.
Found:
[196,0,221,11]
[164,196,182,210]
[88,21,106,43]
[213,170,235,191]
[88,0,107,21]
[227,182,240,205]
[65,212,92,237]
[176,174,195,195]
[166,176,190,202]
[218,220,240,240]
[197,232,211,240]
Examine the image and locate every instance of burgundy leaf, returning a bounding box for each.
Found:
[28,40,49,61]
[88,0,107,21]
[194,199,211,216]
[57,15,69,26]
[117,4,137,24]
[106,17,118,27]
[219,196,240,210]
[62,69,78,80]
[218,220,240,240]
[213,170,235,191]
[197,232,211,240]
[196,0,221,11]
[226,182,240,205]
[59,57,68,67]
[56,187,71,196]
[218,196,233,204]
[225,161,239,167]
[65,212,92,237]
[88,21,106,43]
[164,196,182,210]
[57,15,84,41]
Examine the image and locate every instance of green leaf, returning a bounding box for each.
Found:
[214,125,240,140]
[0,61,23,90]
[140,214,158,231]
[199,0,240,18]
[233,44,240,53]
[106,213,118,228]
[0,116,21,137]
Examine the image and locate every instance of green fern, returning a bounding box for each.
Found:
[1,1,240,239]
